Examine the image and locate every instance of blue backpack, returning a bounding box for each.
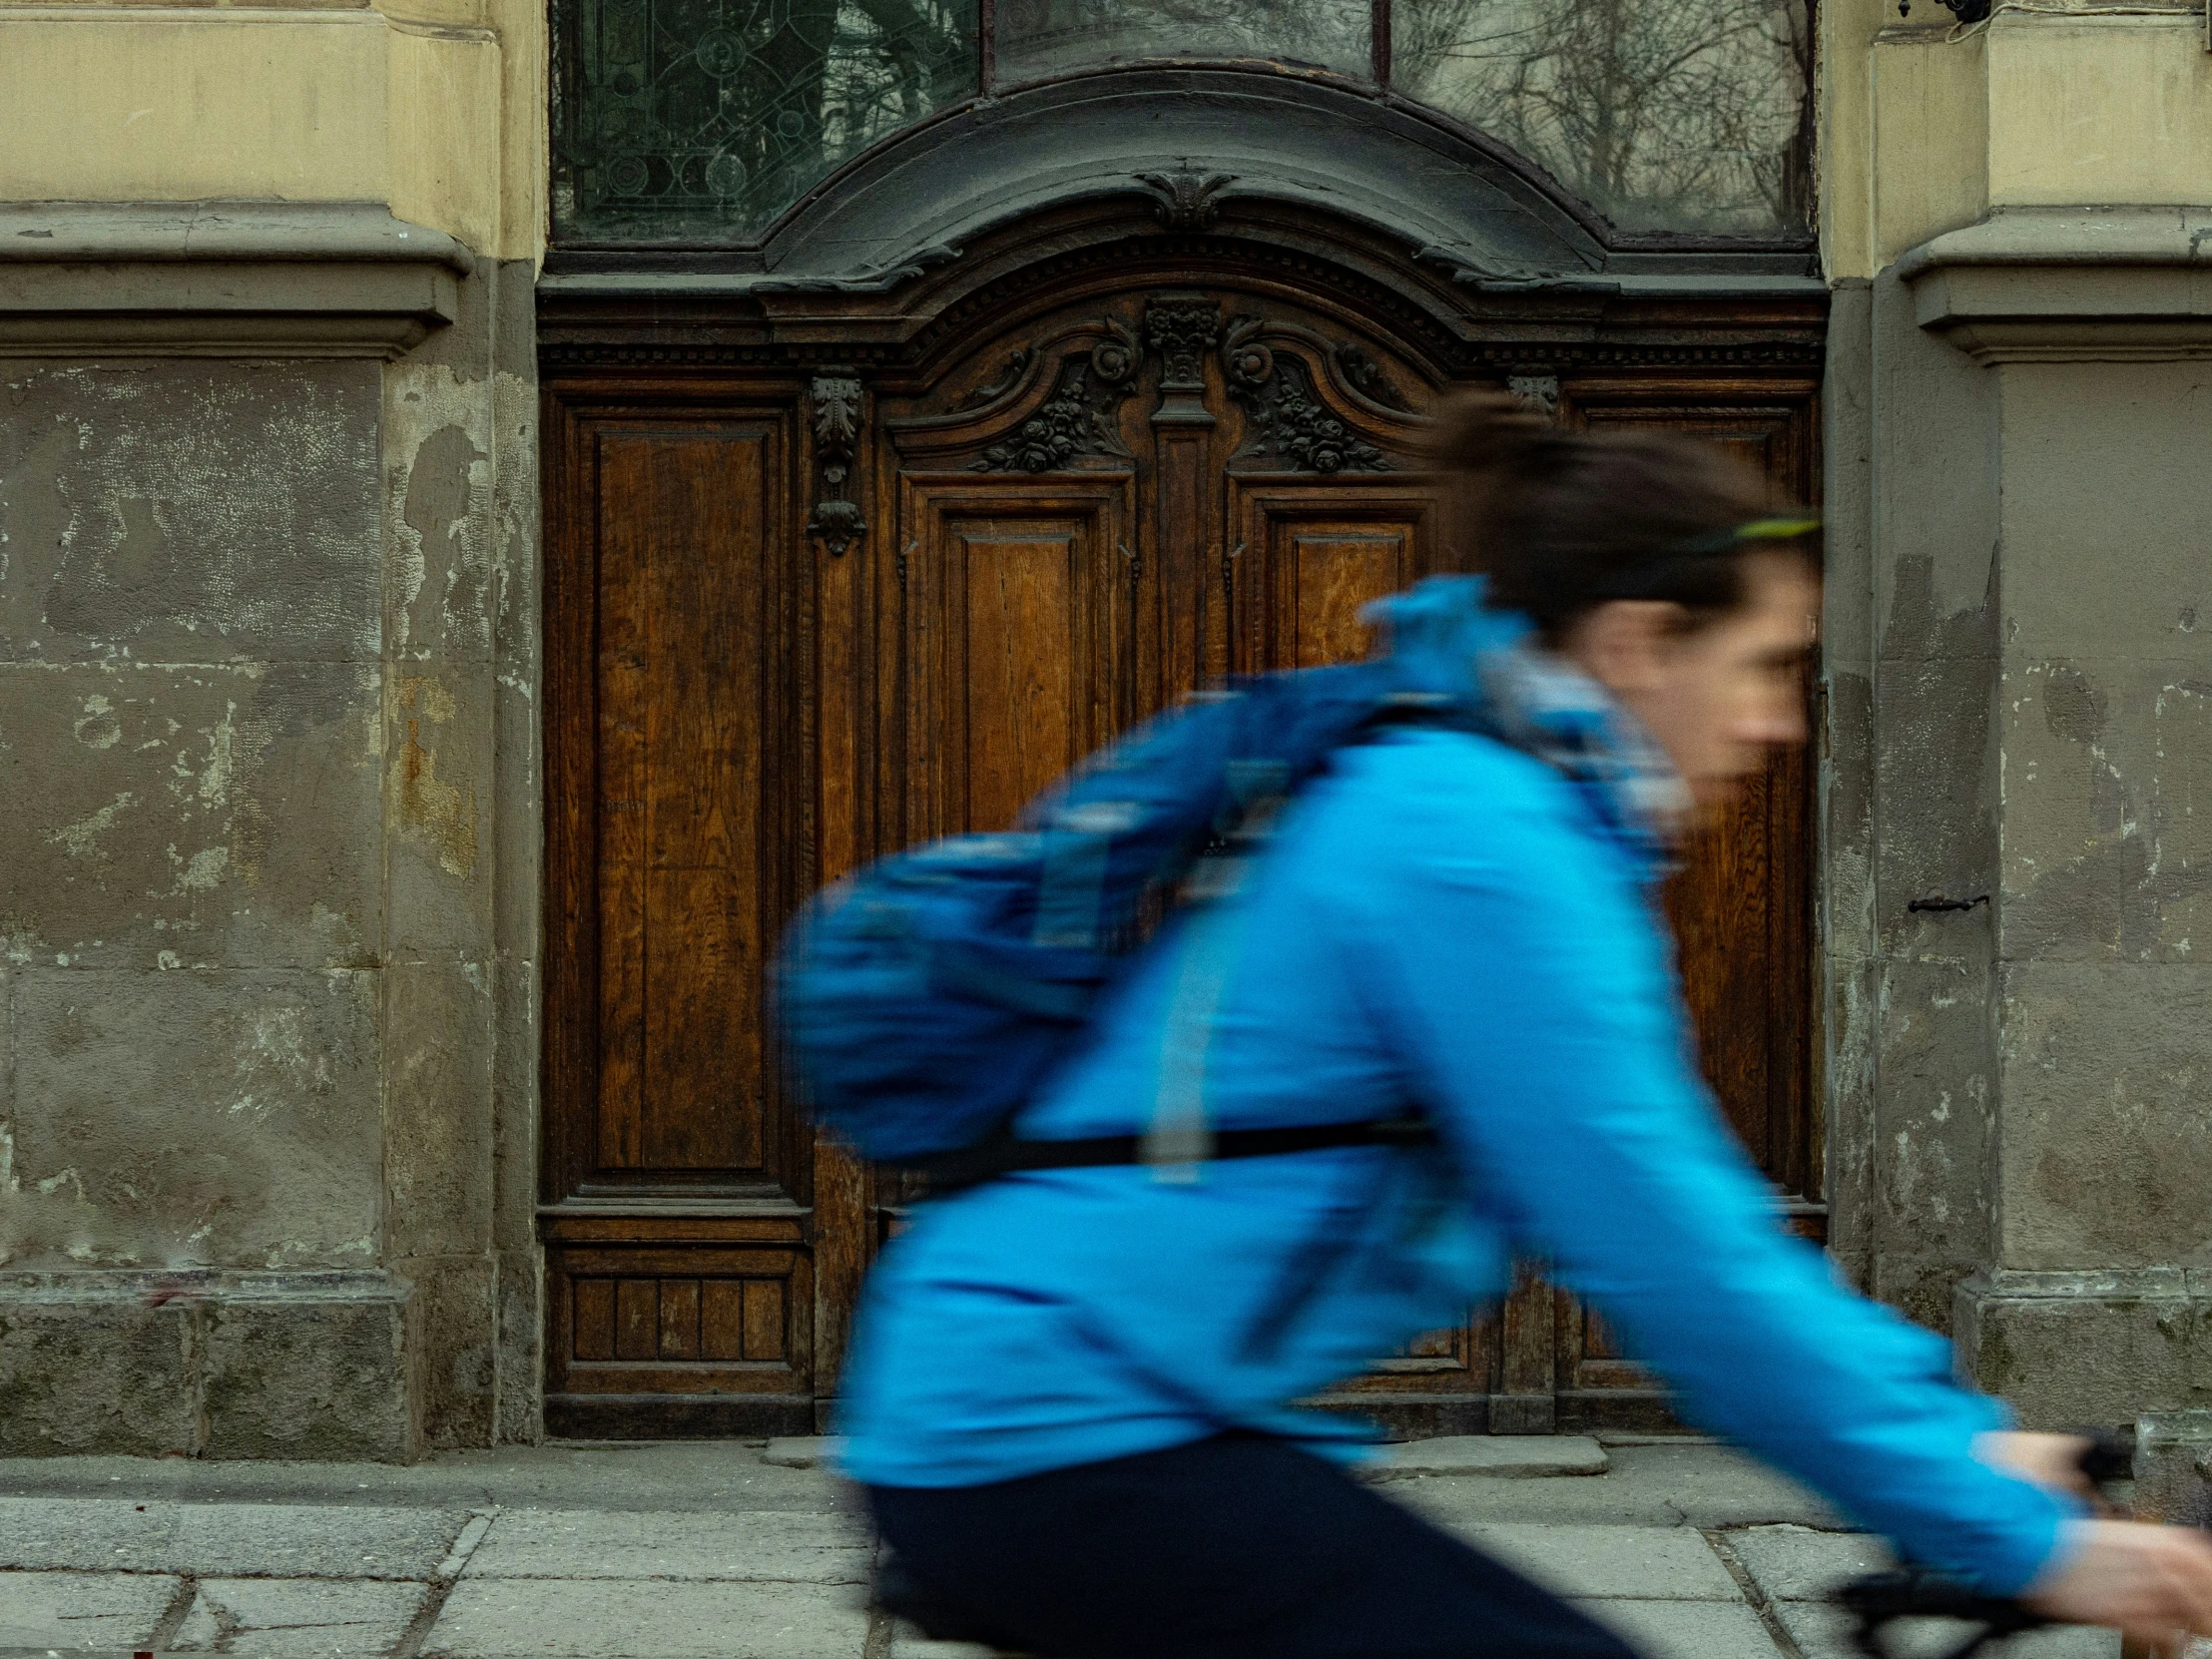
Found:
[775,660,1465,1185]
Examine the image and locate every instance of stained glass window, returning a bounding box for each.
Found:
[554,0,979,243]
[995,0,1371,85]
[1392,0,1812,239]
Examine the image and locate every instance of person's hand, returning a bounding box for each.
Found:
[1974,1430,2099,1503]
[2025,1518,2212,1657]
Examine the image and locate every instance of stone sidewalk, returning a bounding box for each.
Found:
[0,1437,2118,1659]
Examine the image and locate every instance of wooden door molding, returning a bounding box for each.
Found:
[539,262,1826,1440]
[539,383,837,1436]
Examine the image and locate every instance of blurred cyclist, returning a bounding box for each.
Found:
[836,395,2212,1659]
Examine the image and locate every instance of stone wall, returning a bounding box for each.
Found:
[1820,2,2212,1433]
[0,212,540,1457]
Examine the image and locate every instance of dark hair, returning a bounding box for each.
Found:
[1428,392,1814,639]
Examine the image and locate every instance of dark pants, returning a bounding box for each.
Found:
[867,1433,1646,1659]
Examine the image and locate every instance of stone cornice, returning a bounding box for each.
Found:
[1902,206,2212,362]
[0,201,467,358]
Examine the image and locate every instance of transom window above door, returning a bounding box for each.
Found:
[551,0,1814,248]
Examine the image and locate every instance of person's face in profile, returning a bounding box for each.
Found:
[1566,549,1820,815]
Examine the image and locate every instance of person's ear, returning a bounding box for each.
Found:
[1566,600,1682,697]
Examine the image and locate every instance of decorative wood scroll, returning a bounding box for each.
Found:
[806,375,866,554]
[940,298,1418,478]
[1223,315,1387,473]
[972,321,1139,472]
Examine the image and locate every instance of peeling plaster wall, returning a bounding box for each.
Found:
[375,258,543,1452]
[1992,361,2212,1281]
[0,257,540,1457]
[1821,273,2007,1336]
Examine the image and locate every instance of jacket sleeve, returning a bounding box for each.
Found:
[1356,751,2073,1595]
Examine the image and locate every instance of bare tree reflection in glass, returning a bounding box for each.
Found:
[1393,0,1812,239]
[995,0,1372,84]
[556,0,979,243]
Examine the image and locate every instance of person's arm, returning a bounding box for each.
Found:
[1354,755,2070,1593]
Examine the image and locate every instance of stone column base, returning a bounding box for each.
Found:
[2135,1411,2212,1524]
[1954,1270,2211,1430]
[0,1271,421,1460]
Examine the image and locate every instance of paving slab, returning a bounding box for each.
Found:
[1446,1523,1744,1601]
[424,1576,871,1659]
[1723,1524,1893,1601]
[0,1569,180,1650]
[1391,1442,1838,1530]
[763,1437,844,1471]
[172,1576,428,1656]
[1584,1598,1784,1659]
[1775,1598,2120,1659]
[0,1443,851,1516]
[461,1507,870,1583]
[885,1633,995,1659]
[1365,1435,1608,1481]
[0,1495,465,1578]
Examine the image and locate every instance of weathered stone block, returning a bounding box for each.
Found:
[0,1283,195,1455]
[385,664,495,959]
[0,359,381,664]
[384,959,494,1261]
[1955,1270,2212,1429]
[0,659,381,969]
[1870,954,1996,1272]
[200,1273,419,1459]
[1999,658,2212,964]
[1998,359,2212,659]
[2133,1410,2212,1524]
[393,1253,497,1448]
[5,966,379,1269]
[1996,959,2212,1270]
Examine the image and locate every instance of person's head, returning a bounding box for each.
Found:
[1429,392,1821,812]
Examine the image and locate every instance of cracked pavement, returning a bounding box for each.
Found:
[0,1439,2121,1658]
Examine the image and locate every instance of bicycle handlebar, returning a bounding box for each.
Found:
[1837,1430,2137,1659]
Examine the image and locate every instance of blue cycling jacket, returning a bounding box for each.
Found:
[837,700,2071,1597]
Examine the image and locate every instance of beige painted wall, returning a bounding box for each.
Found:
[1825,6,2212,280]
[0,0,544,263]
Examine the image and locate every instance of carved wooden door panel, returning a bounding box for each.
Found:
[538,293,1818,1439]
[540,394,831,1437]
[873,328,1817,1437]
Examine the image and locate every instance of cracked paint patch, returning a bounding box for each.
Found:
[48,792,136,859]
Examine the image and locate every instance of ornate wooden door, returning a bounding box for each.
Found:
[539,276,1818,1437]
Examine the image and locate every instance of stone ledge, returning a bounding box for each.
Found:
[0,201,466,358]
[0,1269,422,1460]
[1900,206,2212,362]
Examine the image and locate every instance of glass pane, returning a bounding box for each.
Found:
[1392,0,1812,239]
[554,0,979,244]
[996,0,1372,86]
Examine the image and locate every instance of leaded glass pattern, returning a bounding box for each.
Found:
[1392,0,1812,239]
[554,0,978,243]
[995,0,1371,85]
[549,0,1812,245]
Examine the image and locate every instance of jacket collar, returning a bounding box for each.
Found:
[1367,576,1690,876]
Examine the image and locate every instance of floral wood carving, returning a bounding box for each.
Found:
[806,375,867,554]
[1136,167,1236,232]
[1222,315,1387,474]
[971,320,1140,473]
